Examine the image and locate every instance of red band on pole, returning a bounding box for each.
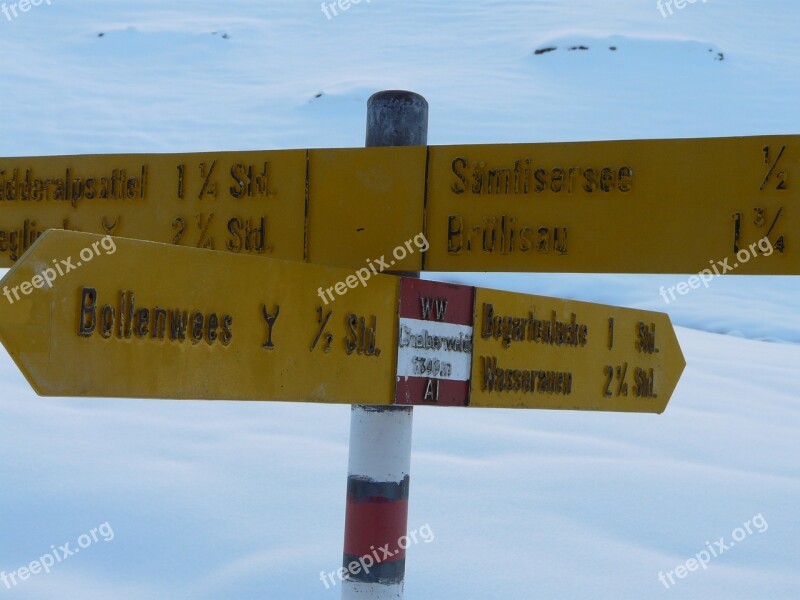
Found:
[344,495,409,562]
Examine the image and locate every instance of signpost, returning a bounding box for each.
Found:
[0,229,685,412]
[5,90,758,600]
[1,136,796,273]
[340,90,429,600]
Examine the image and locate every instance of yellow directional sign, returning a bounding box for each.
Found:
[0,147,426,271]
[0,230,684,411]
[425,136,797,274]
[0,135,797,274]
[470,289,684,412]
[0,229,399,403]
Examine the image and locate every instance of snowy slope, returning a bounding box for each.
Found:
[0,1,799,599]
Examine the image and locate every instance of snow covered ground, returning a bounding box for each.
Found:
[1,1,798,598]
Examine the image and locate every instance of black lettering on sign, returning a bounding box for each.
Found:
[261,304,280,349]
[446,215,568,256]
[177,164,185,199]
[447,215,463,253]
[172,217,186,245]
[100,305,115,339]
[229,162,270,199]
[138,308,151,338]
[227,216,268,254]
[152,307,167,339]
[310,307,333,353]
[101,216,119,235]
[604,363,629,397]
[220,315,233,346]
[0,219,44,261]
[169,309,188,341]
[636,322,657,354]
[481,303,588,349]
[78,287,98,336]
[760,145,788,191]
[196,213,215,249]
[634,368,657,398]
[198,161,217,199]
[450,158,467,194]
[732,205,785,255]
[447,158,634,196]
[603,365,614,397]
[206,313,219,344]
[344,313,381,356]
[76,287,232,346]
[480,355,572,395]
[0,166,148,205]
[190,312,203,343]
[607,317,615,349]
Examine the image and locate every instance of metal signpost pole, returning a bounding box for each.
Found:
[341,91,428,600]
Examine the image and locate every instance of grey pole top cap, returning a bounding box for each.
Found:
[366,90,429,148]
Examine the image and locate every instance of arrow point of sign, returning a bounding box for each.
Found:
[657,315,686,414]
[0,230,64,396]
